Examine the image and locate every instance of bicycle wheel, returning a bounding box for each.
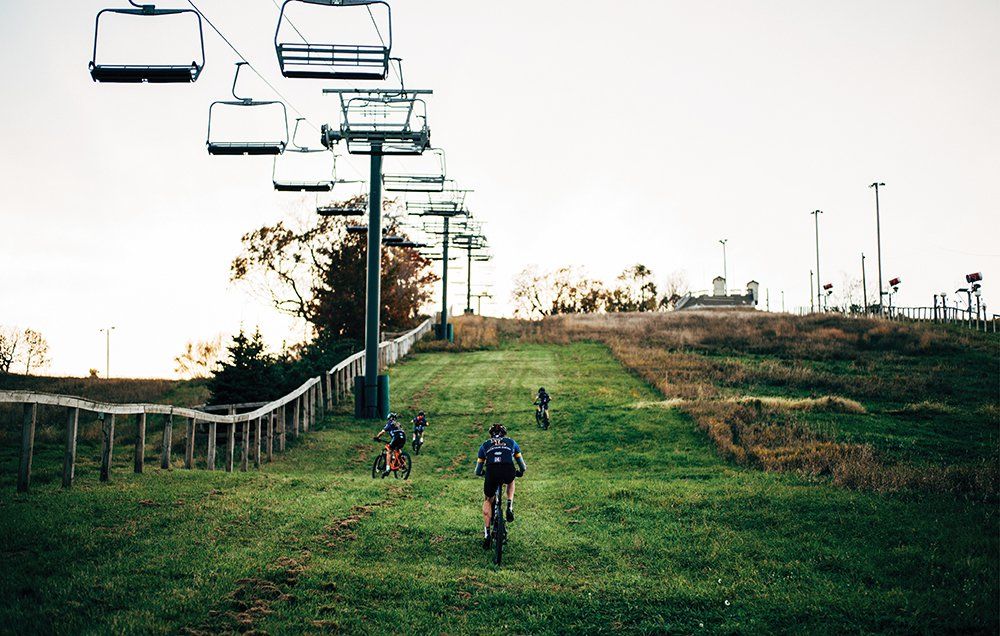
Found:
[492,487,506,565]
[371,452,386,478]
[395,452,412,480]
[542,411,550,430]
[493,509,505,565]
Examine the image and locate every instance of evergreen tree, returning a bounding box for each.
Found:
[206,329,279,406]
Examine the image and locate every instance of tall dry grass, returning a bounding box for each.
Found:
[451,311,998,499]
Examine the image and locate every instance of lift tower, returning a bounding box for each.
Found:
[321,86,432,418]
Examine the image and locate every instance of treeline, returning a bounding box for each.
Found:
[512,265,689,318]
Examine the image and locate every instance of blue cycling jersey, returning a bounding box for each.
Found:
[383,423,405,442]
[478,437,522,465]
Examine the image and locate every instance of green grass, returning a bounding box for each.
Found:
[1,342,997,634]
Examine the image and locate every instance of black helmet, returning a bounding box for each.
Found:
[387,412,399,422]
[489,423,507,438]
[418,411,425,416]
[538,387,546,393]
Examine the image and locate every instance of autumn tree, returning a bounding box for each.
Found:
[175,335,226,379]
[512,266,607,317]
[231,195,436,342]
[606,264,658,312]
[21,329,50,375]
[660,270,691,309]
[0,326,20,374]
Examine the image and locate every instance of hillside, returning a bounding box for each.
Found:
[1,339,996,634]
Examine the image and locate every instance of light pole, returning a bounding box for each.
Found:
[99,326,115,379]
[810,210,823,312]
[869,182,885,312]
[719,239,728,289]
[861,252,868,314]
[809,270,814,313]
[781,290,785,313]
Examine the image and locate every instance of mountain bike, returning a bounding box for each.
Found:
[534,403,550,430]
[371,441,411,480]
[487,480,508,566]
[412,428,425,454]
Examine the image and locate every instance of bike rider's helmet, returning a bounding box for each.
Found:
[489,423,507,438]
[387,412,399,425]
[418,411,425,417]
[538,387,546,393]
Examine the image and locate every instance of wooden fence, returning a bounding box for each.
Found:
[0,319,432,493]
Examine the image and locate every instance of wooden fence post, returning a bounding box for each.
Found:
[62,406,78,489]
[100,413,115,483]
[254,417,262,469]
[325,373,333,410]
[267,411,275,461]
[240,420,250,472]
[293,398,301,438]
[17,403,37,493]
[185,417,195,469]
[135,411,147,473]
[207,421,217,470]
[225,422,235,473]
[161,413,173,470]
[278,405,286,452]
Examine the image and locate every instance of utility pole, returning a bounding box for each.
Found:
[719,239,728,288]
[869,182,885,313]
[810,210,823,312]
[809,270,814,313]
[766,288,770,312]
[781,290,785,313]
[99,326,115,379]
[861,252,868,315]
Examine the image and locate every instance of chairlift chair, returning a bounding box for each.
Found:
[382,148,447,193]
[322,88,431,155]
[207,63,289,156]
[273,118,336,191]
[316,179,367,215]
[274,0,391,80]
[405,184,471,216]
[90,1,205,83]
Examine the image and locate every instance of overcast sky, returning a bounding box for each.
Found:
[1,0,997,378]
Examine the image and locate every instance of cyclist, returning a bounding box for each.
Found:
[373,413,406,477]
[411,411,428,447]
[534,387,551,424]
[474,423,526,549]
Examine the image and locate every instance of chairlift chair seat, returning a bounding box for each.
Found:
[89,63,201,83]
[209,141,287,156]
[89,5,205,83]
[317,205,366,217]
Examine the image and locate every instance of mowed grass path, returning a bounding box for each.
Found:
[1,343,996,634]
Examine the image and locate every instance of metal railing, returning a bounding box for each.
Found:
[0,319,432,493]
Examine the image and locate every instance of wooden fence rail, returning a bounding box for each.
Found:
[1,319,432,493]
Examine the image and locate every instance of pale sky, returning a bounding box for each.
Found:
[1,1,997,378]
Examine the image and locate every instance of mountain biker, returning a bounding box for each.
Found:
[373,413,406,477]
[412,411,428,446]
[534,387,551,422]
[474,423,526,549]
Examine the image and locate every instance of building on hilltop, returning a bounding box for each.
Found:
[674,277,759,311]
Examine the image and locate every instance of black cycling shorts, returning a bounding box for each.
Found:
[388,436,405,451]
[484,463,516,498]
